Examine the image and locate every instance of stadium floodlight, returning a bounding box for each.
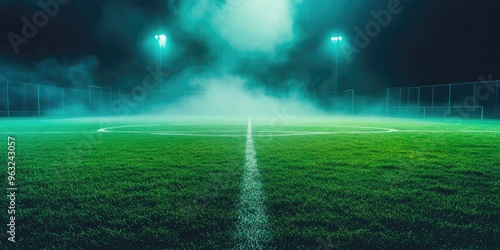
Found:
[331,36,342,42]
[330,36,343,101]
[155,34,167,48]
[155,34,167,71]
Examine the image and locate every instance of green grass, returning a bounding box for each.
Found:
[0,116,499,249]
[254,118,500,249]
[0,117,246,249]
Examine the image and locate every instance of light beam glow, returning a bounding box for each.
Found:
[155,34,167,47]
[331,36,342,42]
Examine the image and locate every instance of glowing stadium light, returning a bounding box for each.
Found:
[331,36,342,42]
[154,34,168,71]
[330,35,344,102]
[155,34,167,48]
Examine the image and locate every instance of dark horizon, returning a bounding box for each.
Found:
[0,0,499,96]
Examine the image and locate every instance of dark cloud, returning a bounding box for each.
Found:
[0,0,498,94]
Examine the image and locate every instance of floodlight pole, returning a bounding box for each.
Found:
[330,36,342,105]
[335,48,338,102]
[159,42,162,75]
[155,34,166,80]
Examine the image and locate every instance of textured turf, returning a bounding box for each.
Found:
[0,116,498,249]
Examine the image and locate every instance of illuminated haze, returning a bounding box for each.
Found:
[159,0,319,117]
[1,1,498,117]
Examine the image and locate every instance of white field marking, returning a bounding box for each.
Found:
[4,128,498,136]
[152,133,245,137]
[285,124,397,130]
[96,124,500,137]
[97,124,397,137]
[235,118,271,249]
[96,123,247,133]
[388,130,500,133]
[97,124,393,132]
[97,124,166,133]
[0,131,99,134]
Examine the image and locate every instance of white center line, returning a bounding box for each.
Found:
[235,118,271,249]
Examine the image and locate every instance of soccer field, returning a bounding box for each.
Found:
[0,116,499,249]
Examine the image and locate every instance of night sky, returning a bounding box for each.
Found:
[0,0,499,95]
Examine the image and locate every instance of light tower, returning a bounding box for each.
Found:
[330,36,343,102]
[155,34,167,71]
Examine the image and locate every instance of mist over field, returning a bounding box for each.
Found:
[1,1,498,118]
[0,0,384,116]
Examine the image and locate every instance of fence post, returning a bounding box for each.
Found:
[109,88,112,114]
[118,88,121,114]
[351,89,354,114]
[343,89,354,114]
[417,87,421,116]
[100,87,102,115]
[6,81,9,117]
[23,82,26,113]
[431,86,435,116]
[495,81,499,118]
[184,91,187,113]
[386,88,389,115]
[473,82,476,118]
[398,88,402,117]
[406,88,410,115]
[46,87,49,114]
[62,88,65,116]
[448,84,452,116]
[37,84,40,116]
[88,85,91,113]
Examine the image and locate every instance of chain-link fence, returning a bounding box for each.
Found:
[386,80,499,119]
[0,80,359,117]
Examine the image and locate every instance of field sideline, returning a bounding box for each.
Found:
[0,116,499,249]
